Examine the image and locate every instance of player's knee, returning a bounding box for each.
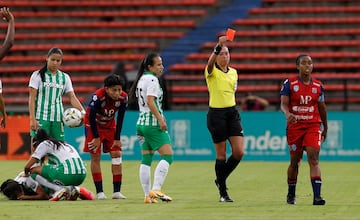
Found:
[161,154,173,165]
[141,154,153,166]
[111,157,122,165]
[110,150,121,158]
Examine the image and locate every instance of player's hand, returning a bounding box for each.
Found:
[218,36,227,46]
[0,7,14,22]
[321,129,327,142]
[0,117,6,128]
[88,138,100,152]
[286,113,297,124]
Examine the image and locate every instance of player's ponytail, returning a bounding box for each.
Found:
[128,52,160,104]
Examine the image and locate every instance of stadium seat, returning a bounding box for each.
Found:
[202,40,360,49]
[229,29,360,38]
[9,43,157,52]
[165,72,360,81]
[0,0,217,7]
[13,9,206,18]
[249,6,360,14]
[169,62,360,72]
[0,21,196,29]
[0,64,134,74]
[3,54,145,63]
[1,32,184,41]
[233,17,360,26]
[186,51,360,61]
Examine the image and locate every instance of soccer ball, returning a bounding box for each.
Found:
[62,108,83,128]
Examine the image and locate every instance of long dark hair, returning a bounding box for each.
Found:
[32,128,63,150]
[128,52,160,103]
[0,179,22,200]
[38,47,63,82]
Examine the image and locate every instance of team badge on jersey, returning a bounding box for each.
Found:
[293,85,299,92]
[312,88,317,94]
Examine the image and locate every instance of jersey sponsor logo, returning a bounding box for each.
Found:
[43,82,64,89]
[300,95,312,104]
[295,115,314,120]
[292,106,315,113]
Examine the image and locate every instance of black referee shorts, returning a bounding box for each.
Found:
[206,106,244,143]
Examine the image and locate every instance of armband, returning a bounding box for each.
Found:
[213,44,222,55]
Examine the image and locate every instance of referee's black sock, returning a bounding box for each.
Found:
[224,155,240,179]
[215,159,227,196]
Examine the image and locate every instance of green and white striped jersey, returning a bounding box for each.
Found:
[32,140,86,175]
[29,70,74,122]
[135,72,163,127]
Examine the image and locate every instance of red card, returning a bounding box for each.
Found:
[226,28,236,41]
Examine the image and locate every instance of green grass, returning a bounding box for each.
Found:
[0,160,359,220]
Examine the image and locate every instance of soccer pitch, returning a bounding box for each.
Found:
[0,160,359,220]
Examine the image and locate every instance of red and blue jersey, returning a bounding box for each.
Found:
[85,88,128,139]
[280,75,325,124]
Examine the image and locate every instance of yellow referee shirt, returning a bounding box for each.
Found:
[205,64,238,108]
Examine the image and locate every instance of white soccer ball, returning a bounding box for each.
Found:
[62,108,83,128]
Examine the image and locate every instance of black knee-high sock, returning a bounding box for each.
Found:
[224,155,241,179]
[287,178,297,196]
[215,159,227,195]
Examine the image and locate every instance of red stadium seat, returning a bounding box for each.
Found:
[0,32,184,41]
[187,51,360,61]
[165,73,360,81]
[9,43,156,52]
[231,29,360,38]
[0,21,196,29]
[233,17,360,26]
[249,6,360,14]
[0,0,217,7]
[0,64,134,74]
[3,54,145,63]
[170,62,360,72]
[13,9,206,18]
[202,40,360,49]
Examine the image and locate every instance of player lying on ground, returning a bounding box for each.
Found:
[0,171,94,201]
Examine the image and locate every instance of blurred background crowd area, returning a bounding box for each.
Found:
[1,0,360,113]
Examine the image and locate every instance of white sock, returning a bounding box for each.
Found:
[139,164,151,196]
[34,175,62,191]
[152,160,170,190]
